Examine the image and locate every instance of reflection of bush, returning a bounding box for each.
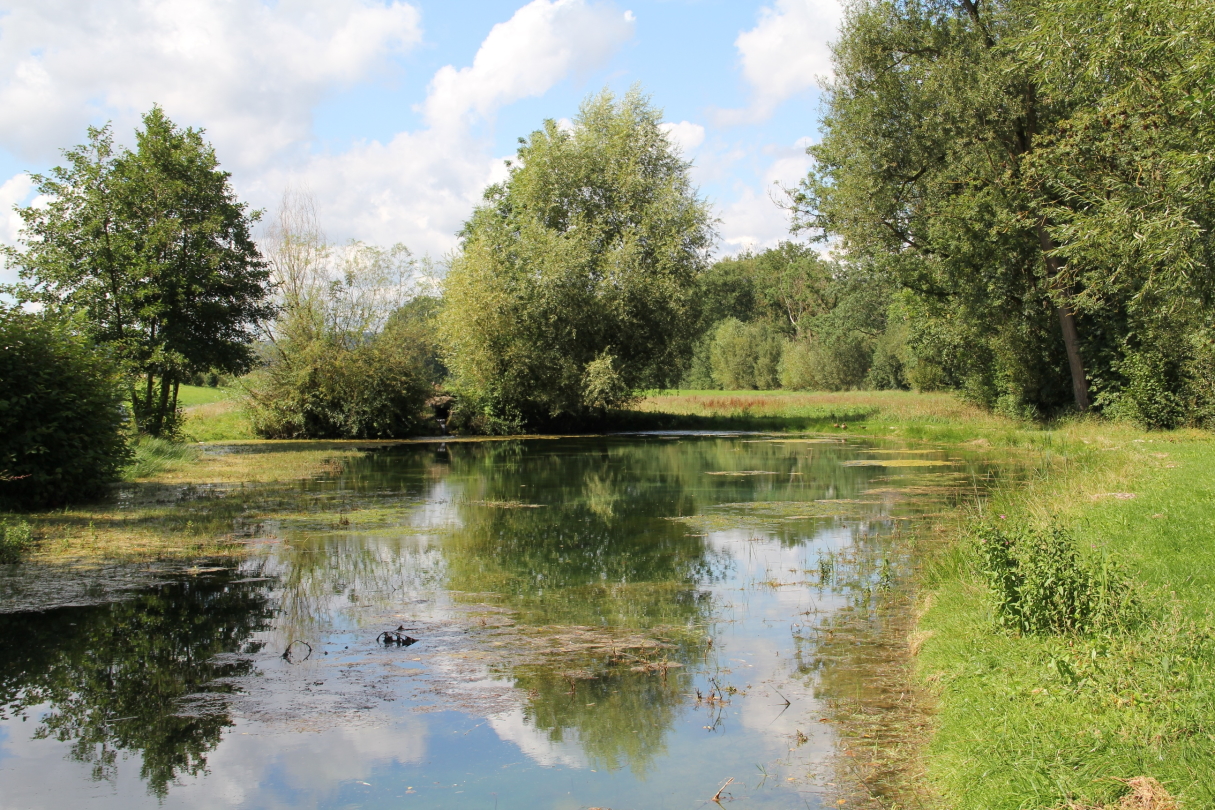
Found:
[0,572,274,797]
[513,660,694,776]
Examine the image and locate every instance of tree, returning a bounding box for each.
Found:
[0,306,129,510]
[246,192,439,439]
[9,107,272,436]
[795,0,1215,420]
[440,87,714,428]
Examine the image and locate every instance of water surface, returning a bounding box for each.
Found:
[0,434,1000,809]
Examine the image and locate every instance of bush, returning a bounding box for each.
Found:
[977,522,1138,635]
[0,307,130,510]
[708,318,782,389]
[248,319,435,439]
[0,518,33,563]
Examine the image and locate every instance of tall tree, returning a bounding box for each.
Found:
[795,0,1215,418]
[440,87,714,427]
[10,107,272,435]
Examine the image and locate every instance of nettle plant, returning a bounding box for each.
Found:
[977,522,1139,635]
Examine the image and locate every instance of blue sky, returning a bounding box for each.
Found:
[0,0,842,282]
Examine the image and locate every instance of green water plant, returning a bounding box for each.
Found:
[977,522,1137,635]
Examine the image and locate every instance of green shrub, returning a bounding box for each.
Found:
[248,319,435,439]
[0,307,130,510]
[0,518,33,563]
[708,318,782,389]
[977,522,1138,635]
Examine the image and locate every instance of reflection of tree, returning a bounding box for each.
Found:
[514,663,693,776]
[0,571,274,797]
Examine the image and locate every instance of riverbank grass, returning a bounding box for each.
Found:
[916,431,1215,809]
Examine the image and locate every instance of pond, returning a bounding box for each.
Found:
[0,434,1004,809]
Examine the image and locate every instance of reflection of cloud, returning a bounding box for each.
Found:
[488,708,587,769]
[184,719,430,810]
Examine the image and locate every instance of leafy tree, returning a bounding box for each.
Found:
[796,0,1215,420]
[9,107,271,436]
[440,88,714,427]
[0,306,129,510]
[247,193,438,439]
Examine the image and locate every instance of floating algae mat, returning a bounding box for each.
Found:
[0,434,1012,809]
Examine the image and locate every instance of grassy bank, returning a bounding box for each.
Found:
[915,430,1215,809]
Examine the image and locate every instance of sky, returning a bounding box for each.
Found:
[0,0,843,284]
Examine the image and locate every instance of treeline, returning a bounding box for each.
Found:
[797,0,1215,426]
[682,243,906,392]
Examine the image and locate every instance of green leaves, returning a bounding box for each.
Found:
[441,87,713,425]
[8,107,271,436]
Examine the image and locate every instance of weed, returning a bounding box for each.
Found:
[0,518,33,563]
[977,522,1138,635]
[125,436,201,480]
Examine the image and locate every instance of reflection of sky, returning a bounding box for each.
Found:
[0,437,955,809]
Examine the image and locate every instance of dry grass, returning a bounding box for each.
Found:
[637,389,998,425]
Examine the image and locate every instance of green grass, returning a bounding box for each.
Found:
[176,384,236,407]
[916,433,1215,808]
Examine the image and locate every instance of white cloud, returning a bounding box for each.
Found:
[715,0,842,125]
[716,137,814,254]
[0,0,635,260]
[271,0,635,256]
[422,0,634,129]
[659,120,706,155]
[0,0,424,168]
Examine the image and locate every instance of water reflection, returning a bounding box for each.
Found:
[0,571,274,797]
[0,435,1005,807]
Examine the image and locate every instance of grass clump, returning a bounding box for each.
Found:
[977,522,1138,636]
[0,518,33,563]
[125,436,200,480]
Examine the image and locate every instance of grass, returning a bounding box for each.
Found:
[176,384,256,441]
[914,432,1215,809]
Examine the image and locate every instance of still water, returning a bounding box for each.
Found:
[0,434,998,809]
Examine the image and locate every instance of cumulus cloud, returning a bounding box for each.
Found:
[715,0,842,125]
[0,0,424,169]
[659,120,706,155]
[716,137,814,254]
[273,0,635,256]
[423,0,634,129]
[0,0,635,259]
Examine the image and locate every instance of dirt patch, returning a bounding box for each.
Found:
[1065,777,1177,810]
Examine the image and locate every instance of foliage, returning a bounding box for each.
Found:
[0,306,130,510]
[7,107,271,436]
[796,0,1215,420]
[0,518,32,564]
[247,193,438,439]
[707,318,783,390]
[440,88,713,426]
[977,522,1137,635]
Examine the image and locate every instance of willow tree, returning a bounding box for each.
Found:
[440,88,714,428]
[797,0,1215,421]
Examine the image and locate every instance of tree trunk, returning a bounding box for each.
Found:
[1035,223,1090,411]
[153,371,171,436]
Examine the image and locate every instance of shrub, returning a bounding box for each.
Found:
[0,518,33,563]
[708,318,782,389]
[248,319,435,439]
[977,522,1138,635]
[0,307,130,510]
